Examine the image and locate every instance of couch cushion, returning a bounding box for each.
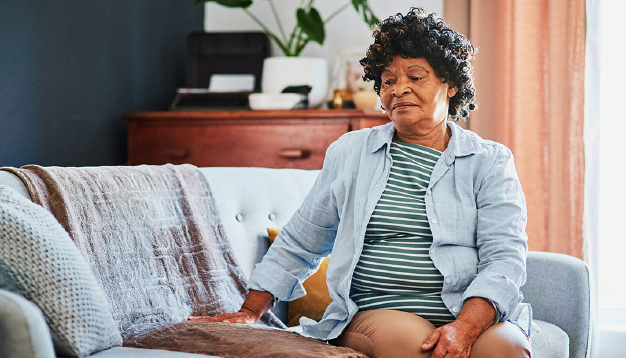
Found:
[531,320,569,358]
[0,185,122,357]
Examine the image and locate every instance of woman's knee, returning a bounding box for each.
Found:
[333,310,436,358]
[470,321,531,358]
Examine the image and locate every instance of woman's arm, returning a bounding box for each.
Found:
[421,297,496,358]
[422,144,527,357]
[463,144,528,319]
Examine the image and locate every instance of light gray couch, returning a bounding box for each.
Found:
[0,167,591,358]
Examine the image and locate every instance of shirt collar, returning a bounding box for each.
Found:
[368,121,477,160]
[369,122,396,153]
[444,122,477,161]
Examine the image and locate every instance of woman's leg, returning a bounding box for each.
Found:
[469,321,531,358]
[333,310,531,358]
[332,309,436,358]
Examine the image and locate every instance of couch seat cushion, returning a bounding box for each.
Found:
[531,319,569,358]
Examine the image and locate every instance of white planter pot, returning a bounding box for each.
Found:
[261,57,328,108]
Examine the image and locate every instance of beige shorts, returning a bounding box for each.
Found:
[332,309,531,358]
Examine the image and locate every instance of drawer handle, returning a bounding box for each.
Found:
[278,149,310,159]
[163,148,191,160]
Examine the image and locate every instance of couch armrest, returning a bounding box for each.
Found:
[521,251,591,358]
[0,289,55,358]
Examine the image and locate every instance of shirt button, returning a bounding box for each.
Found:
[445,278,451,284]
[426,189,432,195]
[235,213,243,222]
[431,218,438,224]
[268,213,276,221]
[453,307,459,313]
[430,248,435,254]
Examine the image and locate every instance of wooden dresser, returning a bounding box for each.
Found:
[124,109,390,169]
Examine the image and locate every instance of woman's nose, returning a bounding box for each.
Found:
[392,77,411,96]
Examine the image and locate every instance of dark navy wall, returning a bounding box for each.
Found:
[0,1,204,167]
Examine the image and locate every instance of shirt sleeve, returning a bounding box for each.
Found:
[248,139,343,302]
[462,145,528,320]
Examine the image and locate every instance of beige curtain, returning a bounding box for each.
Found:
[445,0,586,258]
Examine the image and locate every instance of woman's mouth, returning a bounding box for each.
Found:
[392,102,416,110]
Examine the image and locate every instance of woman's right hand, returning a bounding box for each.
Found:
[188,309,259,324]
[188,289,275,325]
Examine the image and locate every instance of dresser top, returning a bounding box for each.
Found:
[123,109,389,122]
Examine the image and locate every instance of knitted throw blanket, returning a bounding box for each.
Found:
[4,164,284,338]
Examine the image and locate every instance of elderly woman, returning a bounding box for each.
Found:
[192,8,532,358]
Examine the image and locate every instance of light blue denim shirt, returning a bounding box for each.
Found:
[249,121,529,340]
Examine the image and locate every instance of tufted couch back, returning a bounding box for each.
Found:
[200,167,319,322]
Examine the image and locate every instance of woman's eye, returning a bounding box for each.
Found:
[383,79,394,86]
[411,77,423,81]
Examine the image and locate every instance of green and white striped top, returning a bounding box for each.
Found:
[350,141,456,327]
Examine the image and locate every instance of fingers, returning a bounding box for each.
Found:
[188,312,255,324]
[431,347,470,358]
[188,315,228,323]
[421,328,441,351]
[220,314,254,324]
[430,344,448,358]
[424,324,473,358]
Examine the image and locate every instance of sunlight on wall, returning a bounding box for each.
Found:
[598,0,626,310]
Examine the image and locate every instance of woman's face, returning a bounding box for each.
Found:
[379,56,457,134]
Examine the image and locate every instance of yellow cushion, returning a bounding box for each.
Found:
[267,228,333,327]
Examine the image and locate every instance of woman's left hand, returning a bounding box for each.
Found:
[421,320,476,358]
[421,297,496,358]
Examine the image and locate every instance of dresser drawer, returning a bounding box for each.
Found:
[128,121,349,169]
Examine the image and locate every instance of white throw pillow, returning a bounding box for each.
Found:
[0,185,122,357]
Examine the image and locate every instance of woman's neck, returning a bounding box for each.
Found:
[393,121,451,152]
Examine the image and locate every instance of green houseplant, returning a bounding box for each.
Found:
[196,0,379,57]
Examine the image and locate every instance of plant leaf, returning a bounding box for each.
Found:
[296,7,325,45]
[195,0,252,8]
[350,0,379,26]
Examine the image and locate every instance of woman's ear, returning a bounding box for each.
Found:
[448,86,458,98]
